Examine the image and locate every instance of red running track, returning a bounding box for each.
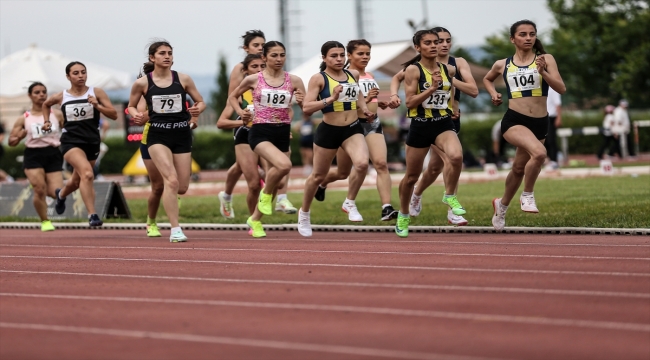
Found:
[0,229,649,360]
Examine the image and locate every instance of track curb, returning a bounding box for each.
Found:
[1,222,648,236]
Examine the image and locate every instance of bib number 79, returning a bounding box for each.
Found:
[160,99,175,110]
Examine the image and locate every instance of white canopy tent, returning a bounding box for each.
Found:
[0,45,132,131]
[0,44,131,97]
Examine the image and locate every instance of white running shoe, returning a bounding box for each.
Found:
[492,198,507,231]
[447,209,468,226]
[298,209,312,237]
[275,198,298,214]
[218,191,235,219]
[409,193,422,217]
[170,230,188,243]
[342,201,363,222]
[520,193,539,213]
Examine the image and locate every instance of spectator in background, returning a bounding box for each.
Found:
[597,105,619,159]
[93,118,111,180]
[613,99,634,158]
[545,87,562,168]
[294,113,315,176]
[0,121,15,182]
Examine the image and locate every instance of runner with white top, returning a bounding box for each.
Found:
[42,62,118,227]
[483,20,566,230]
[8,82,64,231]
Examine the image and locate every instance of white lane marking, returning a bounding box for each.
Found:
[1,255,648,277]
[2,293,648,332]
[1,244,647,261]
[1,270,648,299]
[3,235,649,247]
[0,322,497,360]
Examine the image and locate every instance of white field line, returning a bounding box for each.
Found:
[1,270,648,299]
[0,322,498,360]
[3,234,649,247]
[2,293,649,332]
[0,243,647,261]
[1,255,649,277]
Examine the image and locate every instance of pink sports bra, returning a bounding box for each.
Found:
[358,72,379,103]
[252,71,293,124]
[24,111,61,148]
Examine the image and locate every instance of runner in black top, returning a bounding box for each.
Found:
[127,40,205,242]
[42,61,117,227]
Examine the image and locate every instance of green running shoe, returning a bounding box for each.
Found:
[147,224,162,237]
[395,213,410,238]
[246,216,266,238]
[442,194,466,215]
[41,220,55,232]
[257,191,273,215]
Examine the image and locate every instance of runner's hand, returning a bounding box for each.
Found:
[189,118,198,130]
[366,88,379,100]
[87,95,99,107]
[536,55,547,71]
[132,112,147,126]
[188,103,201,117]
[293,88,305,105]
[491,93,503,106]
[363,110,376,121]
[378,101,389,110]
[388,95,401,109]
[331,85,343,100]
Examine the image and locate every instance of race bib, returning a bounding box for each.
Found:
[260,89,291,108]
[65,103,94,121]
[246,104,255,114]
[507,68,541,92]
[337,83,359,102]
[152,94,183,114]
[30,122,58,139]
[358,79,379,96]
[422,90,450,110]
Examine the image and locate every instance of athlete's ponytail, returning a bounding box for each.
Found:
[510,20,546,55]
[319,41,345,72]
[344,39,371,68]
[142,62,155,75]
[401,30,438,70]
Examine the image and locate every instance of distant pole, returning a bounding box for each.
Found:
[279,0,289,69]
[355,0,364,39]
[422,0,428,28]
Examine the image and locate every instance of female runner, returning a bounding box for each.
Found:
[390,27,478,226]
[127,40,205,242]
[8,82,64,231]
[313,39,397,221]
[217,54,265,217]
[298,41,375,237]
[395,29,465,238]
[42,62,117,227]
[484,20,565,230]
[228,41,306,238]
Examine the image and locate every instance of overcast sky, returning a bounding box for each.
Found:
[1,0,554,77]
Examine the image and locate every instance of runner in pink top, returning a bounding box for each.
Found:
[8,82,64,231]
[228,40,307,238]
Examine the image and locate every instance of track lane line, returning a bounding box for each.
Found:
[1,244,647,261]
[0,322,499,360]
[1,255,648,277]
[1,270,648,299]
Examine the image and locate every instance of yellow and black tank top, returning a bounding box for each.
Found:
[407,62,453,119]
[318,69,359,114]
[503,55,549,99]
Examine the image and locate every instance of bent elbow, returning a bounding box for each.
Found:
[469,89,479,98]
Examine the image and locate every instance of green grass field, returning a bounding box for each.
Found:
[123,175,649,228]
[2,175,648,228]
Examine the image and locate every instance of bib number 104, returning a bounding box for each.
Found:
[511,74,535,88]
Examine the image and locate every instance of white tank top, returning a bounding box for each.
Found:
[24,111,61,148]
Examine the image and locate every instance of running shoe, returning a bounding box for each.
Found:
[246,216,266,238]
[447,209,468,226]
[170,230,188,242]
[492,198,507,231]
[342,201,363,222]
[381,205,399,221]
[520,193,539,213]
[298,209,312,237]
[147,224,162,237]
[315,185,326,202]
[395,213,410,238]
[441,194,466,215]
[409,192,422,217]
[218,191,235,219]
[41,220,55,232]
[276,198,298,214]
[257,191,273,215]
[54,188,66,215]
[88,214,103,227]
